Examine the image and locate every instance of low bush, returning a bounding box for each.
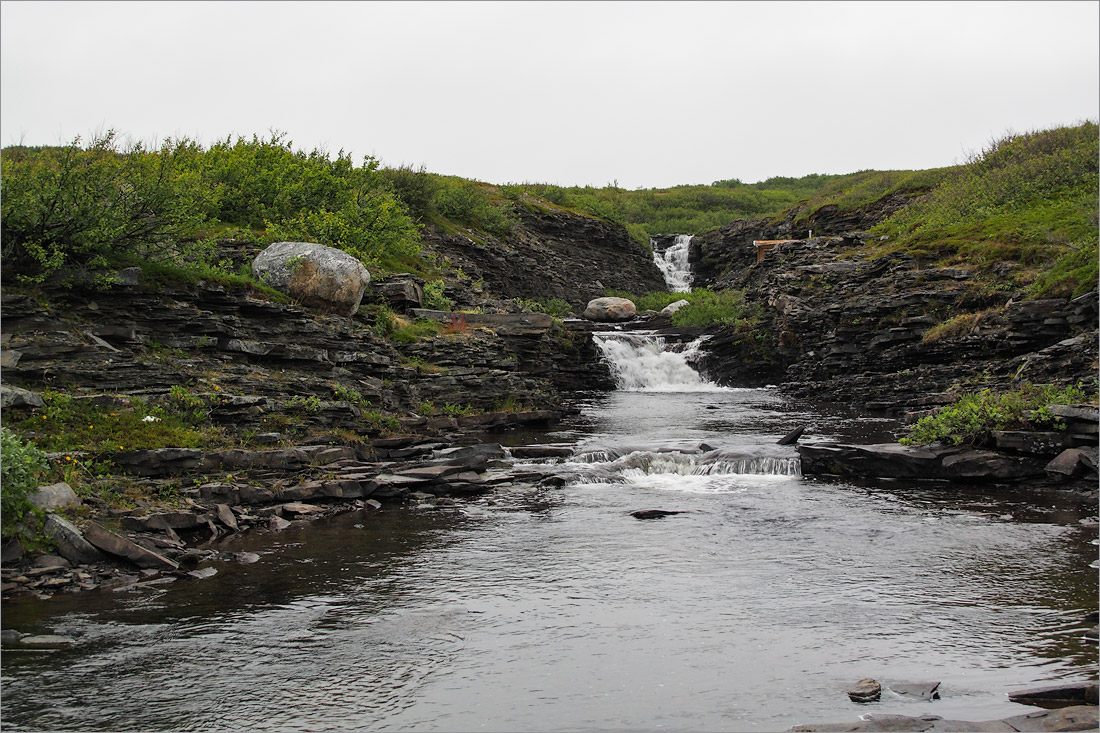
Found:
[901,383,1093,446]
[1,427,47,539]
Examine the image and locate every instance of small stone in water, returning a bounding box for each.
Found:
[848,678,882,703]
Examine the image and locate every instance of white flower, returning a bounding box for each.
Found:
[142,415,161,423]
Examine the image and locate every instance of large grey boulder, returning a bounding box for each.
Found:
[583,297,637,322]
[252,241,370,317]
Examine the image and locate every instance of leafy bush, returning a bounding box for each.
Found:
[1,132,208,283]
[515,297,573,316]
[1,131,423,284]
[1,427,47,538]
[901,383,1092,446]
[423,279,453,310]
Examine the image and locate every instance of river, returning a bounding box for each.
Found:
[1,335,1096,731]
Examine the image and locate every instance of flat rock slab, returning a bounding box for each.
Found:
[281,502,326,515]
[16,635,77,648]
[789,705,1098,731]
[509,445,575,459]
[798,442,1046,483]
[1008,683,1099,707]
[889,682,941,701]
[83,523,178,571]
[121,511,207,532]
[43,515,106,565]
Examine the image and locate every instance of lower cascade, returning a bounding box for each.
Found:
[592,331,722,392]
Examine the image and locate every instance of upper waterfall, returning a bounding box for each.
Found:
[652,234,694,293]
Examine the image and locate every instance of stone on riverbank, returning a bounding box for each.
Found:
[252,241,370,317]
[83,523,178,571]
[797,442,1048,483]
[28,482,81,510]
[44,515,106,565]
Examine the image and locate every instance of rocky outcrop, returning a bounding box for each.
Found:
[420,203,666,311]
[689,210,1098,409]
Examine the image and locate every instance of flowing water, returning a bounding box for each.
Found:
[652,234,694,293]
[2,335,1096,731]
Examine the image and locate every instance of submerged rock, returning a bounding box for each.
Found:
[888,681,940,701]
[630,509,689,520]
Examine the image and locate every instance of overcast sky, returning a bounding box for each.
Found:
[2,1,1097,189]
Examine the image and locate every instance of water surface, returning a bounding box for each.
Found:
[2,388,1096,731]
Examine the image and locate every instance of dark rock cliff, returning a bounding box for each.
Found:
[421,204,666,311]
[690,196,1098,413]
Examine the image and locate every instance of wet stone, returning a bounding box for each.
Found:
[848,678,882,703]
[888,681,941,701]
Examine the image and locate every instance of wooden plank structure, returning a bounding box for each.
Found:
[753,239,799,262]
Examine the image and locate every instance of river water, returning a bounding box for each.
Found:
[2,336,1097,731]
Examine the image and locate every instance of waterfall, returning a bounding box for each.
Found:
[592,331,724,392]
[652,234,694,293]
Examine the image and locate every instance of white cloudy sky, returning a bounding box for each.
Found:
[2,1,1097,189]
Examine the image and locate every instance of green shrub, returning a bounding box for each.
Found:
[901,383,1092,446]
[1,132,208,283]
[423,279,453,310]
[1,427,47,538]
[515,297,573,316]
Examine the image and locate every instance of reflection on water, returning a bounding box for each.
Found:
[2,389,1096,732]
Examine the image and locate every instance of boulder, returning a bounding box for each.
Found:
[583,297,637,322]
[43,515,106,565]
[660,299,690,316]
[28,482,81,510]
[252,241,370,317]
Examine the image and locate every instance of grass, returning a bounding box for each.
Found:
[607,287,759,328]
[870,122,1099,297]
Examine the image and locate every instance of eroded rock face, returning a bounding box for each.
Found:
[252,241,370,316]
[583,297,637,322]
